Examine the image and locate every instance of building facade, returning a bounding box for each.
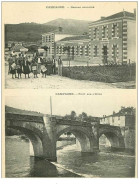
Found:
[100,113,135,128]
[89,10,136,65]
[41,10,136,64]
[42,32,55,58]
[41,32,76,58]
[56,36,89,62]
[100,112,135,150]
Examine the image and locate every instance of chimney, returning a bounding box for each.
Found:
[58,26,63,32]
[122,9,126,17]
[101,16,105,20]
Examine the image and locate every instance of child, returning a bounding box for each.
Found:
[32,60,38,78]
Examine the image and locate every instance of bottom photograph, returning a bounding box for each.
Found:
[4,94,136,178]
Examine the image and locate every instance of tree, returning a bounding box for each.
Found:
[63,46,70,67]
[41,46,48,51]
[119,106,135,115]
[78,112,88,121]
[27,45,38,53]
[70,111,76,120]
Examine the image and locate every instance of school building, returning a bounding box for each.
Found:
[41,10,136,65]
[89,10,136,65]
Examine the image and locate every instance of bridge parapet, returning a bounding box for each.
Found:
[51,117,92,127]
[5,113,44,123]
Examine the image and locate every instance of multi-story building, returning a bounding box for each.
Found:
[41,30,76,58]
[89,10,136,65]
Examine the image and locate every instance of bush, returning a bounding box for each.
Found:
[62,65,136,83]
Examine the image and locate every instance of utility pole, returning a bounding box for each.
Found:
[50,96,52,119]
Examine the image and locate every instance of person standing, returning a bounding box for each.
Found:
[58,56,63,76]
[16,54,22,79]
[10,60,16,79]
[8,54,13,75]
[23,57,30,78]
[31,59,38,78]
[52,56,56,74]
[46,58,52,75]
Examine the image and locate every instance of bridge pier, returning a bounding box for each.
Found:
[42,116,57,162]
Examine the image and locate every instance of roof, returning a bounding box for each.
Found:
[58,35,89,42]
[90,11,135,25]
[13,45,27,52]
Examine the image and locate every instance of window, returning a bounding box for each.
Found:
[42,36,46,43]
[103,26,107,38]
[94,28,97,39]
[49,36,51,42]
[80,46,83,56]
[85,45,89,56]
[113,24,117,37]
[94,46,98,57]
[56,46,59,54]
[77,46,80,55]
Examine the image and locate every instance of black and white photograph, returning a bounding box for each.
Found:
[3,1,137,89]
[1,0,138,186]
[4,92,136,178]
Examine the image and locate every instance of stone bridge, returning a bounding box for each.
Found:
[5,112,125,161]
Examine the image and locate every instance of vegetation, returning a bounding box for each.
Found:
[118,107,136,115]
[62,65,136,84]
[64,111,100,123]
[5,19,89,43]
[5,23,57,42]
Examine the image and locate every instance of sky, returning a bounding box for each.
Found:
[5,91,136,117]
[2,2,137,24]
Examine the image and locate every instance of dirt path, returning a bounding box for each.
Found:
[5,67,116,89]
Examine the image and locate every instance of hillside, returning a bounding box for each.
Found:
[5,23,57,43]
[44,18,90,35]
[5,105,43,116]
[5,19,90,43]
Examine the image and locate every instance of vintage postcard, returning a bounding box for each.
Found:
[1,1,137,178]
[2,1,137,89]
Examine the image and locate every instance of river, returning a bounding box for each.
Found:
[5,136,135,178]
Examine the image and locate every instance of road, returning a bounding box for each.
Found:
[5,66,135,89]
[5,66,116,89]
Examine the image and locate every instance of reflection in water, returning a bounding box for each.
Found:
[29,158,59,177]
[5,136,135,178]
[29,157,80,177]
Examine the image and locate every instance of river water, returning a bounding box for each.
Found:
[5,136,135,178]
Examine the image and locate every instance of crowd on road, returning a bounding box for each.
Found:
[7,53,63,79]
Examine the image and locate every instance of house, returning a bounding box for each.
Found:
[100,112,135,128]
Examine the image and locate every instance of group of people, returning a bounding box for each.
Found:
[8,53,63,79]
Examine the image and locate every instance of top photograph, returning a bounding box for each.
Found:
[3,2,137,89]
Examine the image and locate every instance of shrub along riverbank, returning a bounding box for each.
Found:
[62,65,136,83]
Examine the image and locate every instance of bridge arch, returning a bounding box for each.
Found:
[56,126,95,153]
[7,125,43,157]
[98,125,125,149]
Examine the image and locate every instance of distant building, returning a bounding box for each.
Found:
[100,112,135,128]
[41,30,76,58]
[89,10,136,65]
